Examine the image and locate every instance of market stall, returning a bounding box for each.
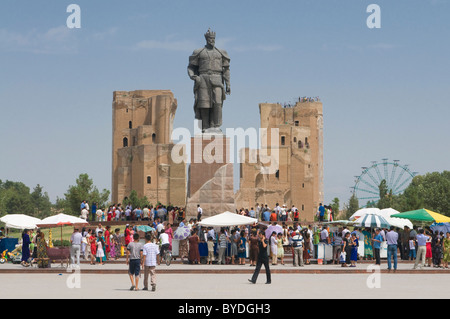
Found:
[0,214,42,258]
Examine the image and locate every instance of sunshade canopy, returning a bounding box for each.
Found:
[391,209,450,223]
[197,211,258,227]
[36,213,89,227]
[0,214,42,230]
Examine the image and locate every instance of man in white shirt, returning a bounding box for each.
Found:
[207,227,215,241]
[197,204,203,221]
[280,204,287,221]
[95,224,104,237]
[142,206,150,221]
[291,231,304,267]
[274,203,281,220]
[70,228,83,266]
[96,208,103,222]
[80,207,89,220]
[142,233,159,291]
[320,226,329,243]
[156,220,165,234]
[158,229,170,265]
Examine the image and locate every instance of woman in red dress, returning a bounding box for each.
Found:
[124,225,131,246]
[105,226,111,260]
[89,230,97,265]
[426,231,433,267]
[165,223,174,250]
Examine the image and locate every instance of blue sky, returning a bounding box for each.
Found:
[1,0,449,209]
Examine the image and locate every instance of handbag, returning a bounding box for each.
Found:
[339,252,346,263]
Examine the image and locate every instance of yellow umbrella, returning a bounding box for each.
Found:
[391,208,450,223]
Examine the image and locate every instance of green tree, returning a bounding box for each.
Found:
[123,190,149,209]
[377,179,393,209]
[343,193,360,220]
[329,197,340,218]
[30,184,52,218]
[59,173,110,216]
[0,180,33,215]
[393,171,450,215]
[0,180,52,218]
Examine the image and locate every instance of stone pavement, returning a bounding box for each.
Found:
[1,259,450,299]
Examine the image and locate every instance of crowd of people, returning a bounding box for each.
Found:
[312,224,450,271]
[279,96,321,108]
[7,199,450,291]
[234,202,335,224]
[79,200,186,225]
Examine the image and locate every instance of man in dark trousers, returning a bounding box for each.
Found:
[248,230,271,284]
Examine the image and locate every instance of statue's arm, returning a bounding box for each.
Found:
[223,66,230,94]
[188,49,202,81]
[221,50,231,94]
[187,64,198,81]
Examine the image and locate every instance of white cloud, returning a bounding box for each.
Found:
[0,26,77,54]
[135,38,197,52]
[367,43,398,50]
[231,44,283,53]
[90,27,119,40]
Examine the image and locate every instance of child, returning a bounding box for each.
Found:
[207,236,215,264]
[409,236,416,260]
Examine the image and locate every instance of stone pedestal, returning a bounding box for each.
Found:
[186,134,235,218]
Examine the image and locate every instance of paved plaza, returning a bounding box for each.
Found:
[1,261,450,299]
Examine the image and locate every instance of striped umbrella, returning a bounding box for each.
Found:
[355,213,390,229]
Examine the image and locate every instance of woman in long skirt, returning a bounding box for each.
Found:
[426,231,433,267]
[96,232,105,265]
[109,232,116,260]
[270,232,278,265]
[342,232,352,267]
[276,233,284,265]
[21,229,31,266]
[238,231,247,265]
[350,233,359,267]
[179,238,189,262]
[303,230,311,265]
[36,232,49,268]
[188,230,200,264]
[249,230,259,266]
[89,232,97,265]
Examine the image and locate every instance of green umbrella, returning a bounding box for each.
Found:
[137,225,155,232]
[391,208,450,223]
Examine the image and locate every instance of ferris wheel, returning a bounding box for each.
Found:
[351,159,418,207]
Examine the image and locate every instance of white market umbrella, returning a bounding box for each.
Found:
[197,211,258,227]
[0,214,42,230]
[349,208,381,221]
[36,213,89,246]
[379,208,414,229]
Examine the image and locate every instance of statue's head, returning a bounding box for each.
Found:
[204,28,216,47]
